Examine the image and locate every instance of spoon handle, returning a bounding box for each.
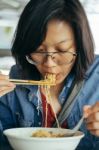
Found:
[72,116,84,133]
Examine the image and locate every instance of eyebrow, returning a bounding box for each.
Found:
[42,39,73,47]
[56,39,73,45]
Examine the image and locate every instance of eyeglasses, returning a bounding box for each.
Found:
[26,51,77,66]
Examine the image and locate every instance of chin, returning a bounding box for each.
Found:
[55,77,65,85]
[55,74,68,84]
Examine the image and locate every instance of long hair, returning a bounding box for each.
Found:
[11,0,95,81]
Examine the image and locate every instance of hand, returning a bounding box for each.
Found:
[83,102,99,136]
[0,73,16,97]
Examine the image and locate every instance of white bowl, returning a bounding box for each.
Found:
[3,127,84,150]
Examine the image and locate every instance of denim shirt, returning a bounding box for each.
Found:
[0,55,99,150]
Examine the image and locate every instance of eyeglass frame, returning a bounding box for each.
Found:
[26,50,77,66]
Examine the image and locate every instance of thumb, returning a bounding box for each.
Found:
[83,105,92,118]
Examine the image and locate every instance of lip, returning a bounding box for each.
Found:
[44,72,60,79]
[44,72,58,75]
[43,67,58,74]
[45,72,56,74]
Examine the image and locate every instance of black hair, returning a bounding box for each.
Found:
[11,0,95,81]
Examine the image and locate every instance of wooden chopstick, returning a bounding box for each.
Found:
[9,79,55,86]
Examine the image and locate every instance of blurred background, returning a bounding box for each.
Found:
[0,0,99,74]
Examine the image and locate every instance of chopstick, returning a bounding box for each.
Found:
[9,79,56,86]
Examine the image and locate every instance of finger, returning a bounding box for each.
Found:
[0,74,11,86]
[83,105,92,118]
[89,130,99,137]
[0,80,16,87]
[91,102,99,113]
[86,122,99,130]
[83,102,99,118]
[0,85,16,92]
[0,74,9,80]
[86,112,99,123]
[0,87,15,97]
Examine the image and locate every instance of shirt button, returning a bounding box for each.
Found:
[62,98,65,101]
[38,122,41,125]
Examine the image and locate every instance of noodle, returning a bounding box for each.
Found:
[32,129,65,138]
[43,74,60,128]
[32,74,61,138]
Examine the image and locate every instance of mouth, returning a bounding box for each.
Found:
[44,72,60,79]
[44,72,58,76]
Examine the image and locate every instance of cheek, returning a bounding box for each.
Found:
[36,66,42,73]
[62,64,73,75]
[35,66,46,77]
[56,65,73,83]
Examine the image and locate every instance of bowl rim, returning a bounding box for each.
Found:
[3,127,84,141]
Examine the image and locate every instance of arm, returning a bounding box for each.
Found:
[0,96,16,150]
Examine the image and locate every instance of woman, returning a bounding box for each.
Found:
[0,0,99,149]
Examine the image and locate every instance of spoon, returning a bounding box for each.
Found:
[64,116,84,137]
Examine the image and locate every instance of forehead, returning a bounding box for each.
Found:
[42,20,75,46]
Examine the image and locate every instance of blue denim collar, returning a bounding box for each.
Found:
[59,73,74,105]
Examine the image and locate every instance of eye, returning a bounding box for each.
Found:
[36,49,45,52]
[56,48,67,52]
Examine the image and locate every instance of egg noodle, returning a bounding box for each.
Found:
[32,129,65,138]
[44,74,60,128]
[32,74,61,138]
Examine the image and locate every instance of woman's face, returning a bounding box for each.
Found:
[31,20,76,85]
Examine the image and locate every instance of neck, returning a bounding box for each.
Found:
[50,83,64,98]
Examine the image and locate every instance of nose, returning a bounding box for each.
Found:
[43,54,56,67]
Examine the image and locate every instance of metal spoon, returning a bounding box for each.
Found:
[64,116,84,137]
